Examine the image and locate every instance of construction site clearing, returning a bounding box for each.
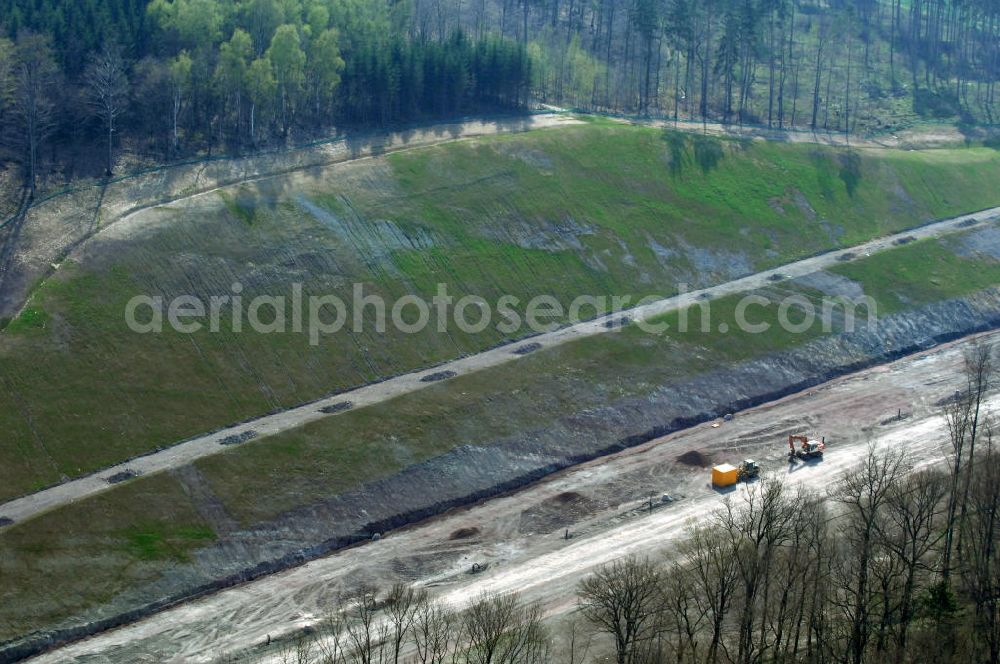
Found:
[710,433,825,487]
[31,331,1000,664]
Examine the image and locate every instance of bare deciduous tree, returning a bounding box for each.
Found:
[344,586,388,664]
[956,343,994,567]
[556,616,594,664]
[9,32,58,193]
[413,594,455,664]
[960,422,1000,664]
[943,343,994,583]
[463,592,549,664]
[780,492,832,663]
[658,563,705,663]
[578,555,663,664]
[681,524,740,664]
[880,469,947,662]
[833,444,907,664]
[84,43,129,176]
[944,391,974,582]
[315,608,349,664]
[385,583,423,664]
[717,478,796,664]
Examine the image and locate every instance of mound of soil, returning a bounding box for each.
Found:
[449,527,481,540]
[421,371,457,383]
[934,390,965,407]
[677,450,711,467]
[105,470,139,484]
[604,316,632,329]
[219,430,258,446]
[512,342,542,356]
[518,491,595,535]
[549,491,583,505]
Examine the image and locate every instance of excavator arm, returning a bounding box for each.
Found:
[788,434,826,460]
[788,434,809,452]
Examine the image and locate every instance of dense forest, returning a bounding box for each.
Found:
[0,0,999,191]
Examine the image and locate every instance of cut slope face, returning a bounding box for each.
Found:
[3,123,1000,499]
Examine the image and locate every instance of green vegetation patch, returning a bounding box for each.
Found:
[648,290,829,362]
[833,237,1000,314]
[0,473,215,642]
[3,124,1000,499]
[4,306,48,334]
[217,188,259,226]
[122,524,215,562]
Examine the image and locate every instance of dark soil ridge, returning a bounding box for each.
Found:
[449,526,481,540]
[677,450,712,467]
[5,288,1000,663]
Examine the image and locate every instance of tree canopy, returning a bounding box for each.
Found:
[0,0,997,187]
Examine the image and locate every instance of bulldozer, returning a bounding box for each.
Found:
[712,459,760,487]
[737,459,760,480]
[788,435,825,461]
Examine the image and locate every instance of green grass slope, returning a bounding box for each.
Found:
[2,123,1000,500]
[4,228,1000,644]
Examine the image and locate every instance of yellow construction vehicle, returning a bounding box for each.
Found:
[737,459,760,480]
[712,459,759,487]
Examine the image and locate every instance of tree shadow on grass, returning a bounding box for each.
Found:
[661,131,688,176]
[693,136,725,174]
[660,130,726,176]
[838,151,863,197]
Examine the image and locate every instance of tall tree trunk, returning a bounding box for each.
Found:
[811,30,824,130]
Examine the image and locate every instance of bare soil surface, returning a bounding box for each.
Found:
[638,116,1000,150]
[28,329,1000,664]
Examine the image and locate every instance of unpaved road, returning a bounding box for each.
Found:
[2,205,998,529]
[29,329,1000,664]
[541,105,999,150]
[641,117,992,150]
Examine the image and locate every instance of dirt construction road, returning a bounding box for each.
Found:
[28,328,1000,663]
[3,204,999,531]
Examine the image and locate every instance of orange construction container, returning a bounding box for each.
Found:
[712,463,739,488]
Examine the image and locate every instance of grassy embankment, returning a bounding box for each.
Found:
[3,124,1000,502]
[3,227,1000,643]
[191,231,1000,524]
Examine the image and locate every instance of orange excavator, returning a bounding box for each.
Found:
[788,434,825,461]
